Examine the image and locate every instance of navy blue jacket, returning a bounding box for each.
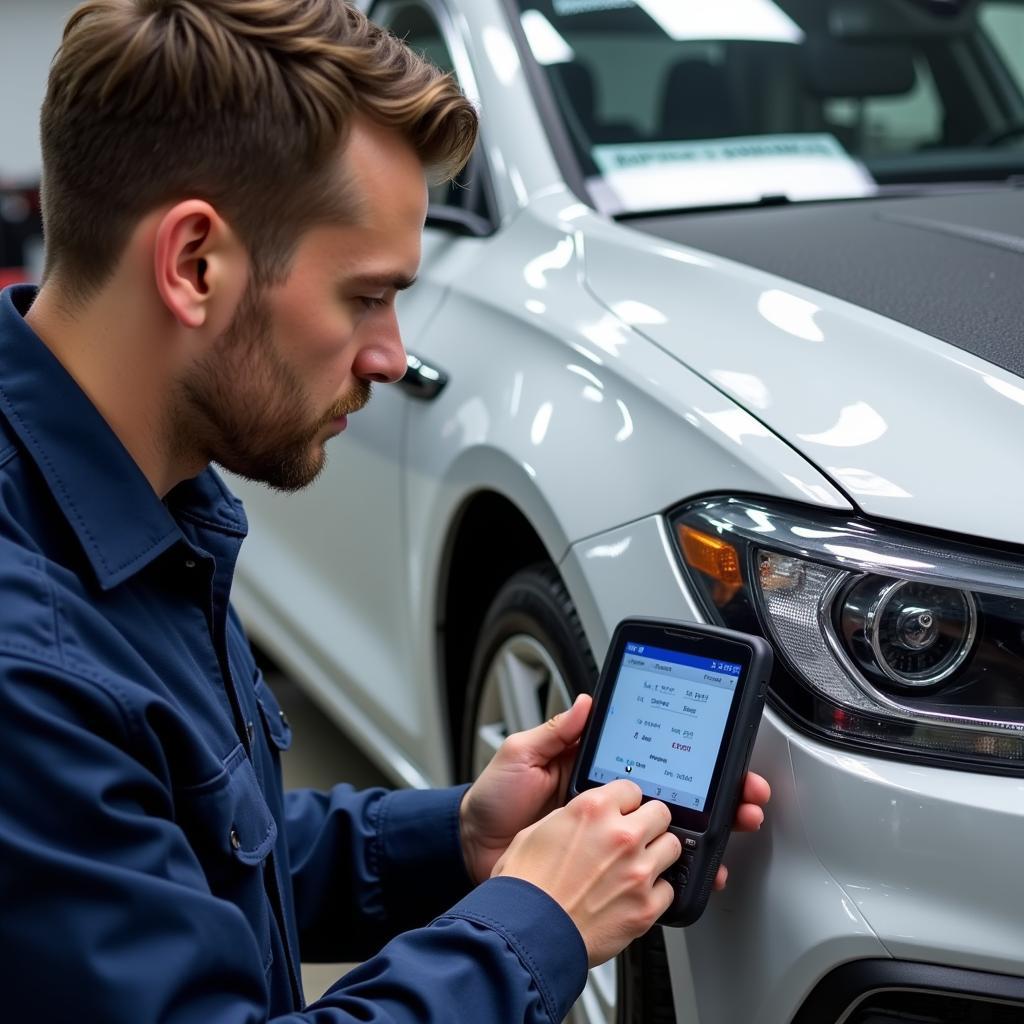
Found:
[0,286,587,1022]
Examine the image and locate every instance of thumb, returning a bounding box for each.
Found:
[510,694,592,764]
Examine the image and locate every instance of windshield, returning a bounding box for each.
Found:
[514,0,1024,214]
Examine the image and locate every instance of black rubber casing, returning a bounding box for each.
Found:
[569,618,773,927]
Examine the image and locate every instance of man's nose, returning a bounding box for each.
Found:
[354,316,407,384]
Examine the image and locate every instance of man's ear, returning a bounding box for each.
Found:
[153,200,247,331]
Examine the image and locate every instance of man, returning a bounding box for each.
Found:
[0,1,771,1020]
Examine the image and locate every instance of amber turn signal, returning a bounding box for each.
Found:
[677,524,745,607]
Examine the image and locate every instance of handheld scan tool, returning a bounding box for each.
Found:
[569,619,773,926]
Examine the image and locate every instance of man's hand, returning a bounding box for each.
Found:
[460,695,592,885]
[492,780,680,967]
[460,694,771,888]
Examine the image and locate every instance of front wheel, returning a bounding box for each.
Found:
[460,564,676,1024]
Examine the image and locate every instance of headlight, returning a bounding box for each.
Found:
[835,575,977,689]
[671,497,1024,773]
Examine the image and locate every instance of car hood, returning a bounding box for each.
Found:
[580,190,1024,545]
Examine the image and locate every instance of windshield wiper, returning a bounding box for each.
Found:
[614,191,861,220]
[612,179,1020,221]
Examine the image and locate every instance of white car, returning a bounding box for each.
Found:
[230,1,1024,1021]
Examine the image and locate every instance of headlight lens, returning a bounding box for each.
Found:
[670,497,1024,772]
[836,576,977,689]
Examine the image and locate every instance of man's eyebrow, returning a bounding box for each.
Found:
[349,273,418,292]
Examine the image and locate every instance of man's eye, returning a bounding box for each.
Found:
[359,296,388,310]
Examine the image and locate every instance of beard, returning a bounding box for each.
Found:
[172,284,370,492]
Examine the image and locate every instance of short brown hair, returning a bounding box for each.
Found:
[40,0,478,303]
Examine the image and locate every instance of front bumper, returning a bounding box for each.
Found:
[562,515,1024,1024]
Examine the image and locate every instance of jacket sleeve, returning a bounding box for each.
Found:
[284,783,478,961]
[298,877,589,1024]
[0,659,588,1024]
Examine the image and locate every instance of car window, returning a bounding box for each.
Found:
[381,3,492,220]
[514,0,1024,215]
[980,2,1024,87]
[387,4,456,79]
[823,57,943,154]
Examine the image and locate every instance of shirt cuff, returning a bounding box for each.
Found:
[377,783,474,921]
[436,875,589,1024]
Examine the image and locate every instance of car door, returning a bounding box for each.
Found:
[231,0,490,788]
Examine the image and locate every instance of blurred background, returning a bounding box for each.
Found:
[1,2,71,285]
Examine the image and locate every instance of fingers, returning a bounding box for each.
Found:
[570,786,673,845]
[631,797,673,846]
[503,694,593,764]
[713,864,729,891]
[557,693,592,740]
[651,876,676,917]
[733,802,765,832]
[646,829,683,875]
[567,779,666,846]
[600,778,645,814]
[731,772,771,832]
[742,772,771,807]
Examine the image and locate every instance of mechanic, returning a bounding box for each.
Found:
[0,2,770,1021]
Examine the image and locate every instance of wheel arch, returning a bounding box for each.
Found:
[435,488,556,772]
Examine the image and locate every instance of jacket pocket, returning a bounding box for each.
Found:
[254,671,293,753]
[177,743,278,972]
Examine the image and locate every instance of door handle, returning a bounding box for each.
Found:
[399,353,449,401]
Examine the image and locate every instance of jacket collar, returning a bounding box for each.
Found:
[0,286,246,589]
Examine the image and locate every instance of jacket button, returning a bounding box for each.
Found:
[279,710,290,729]
[229,828,241,851]
[246,721,255,743]
[184,558,197,570]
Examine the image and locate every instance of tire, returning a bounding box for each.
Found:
[459,563,677,1024]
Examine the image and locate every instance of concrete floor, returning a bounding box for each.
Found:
[269,668,392,1004]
